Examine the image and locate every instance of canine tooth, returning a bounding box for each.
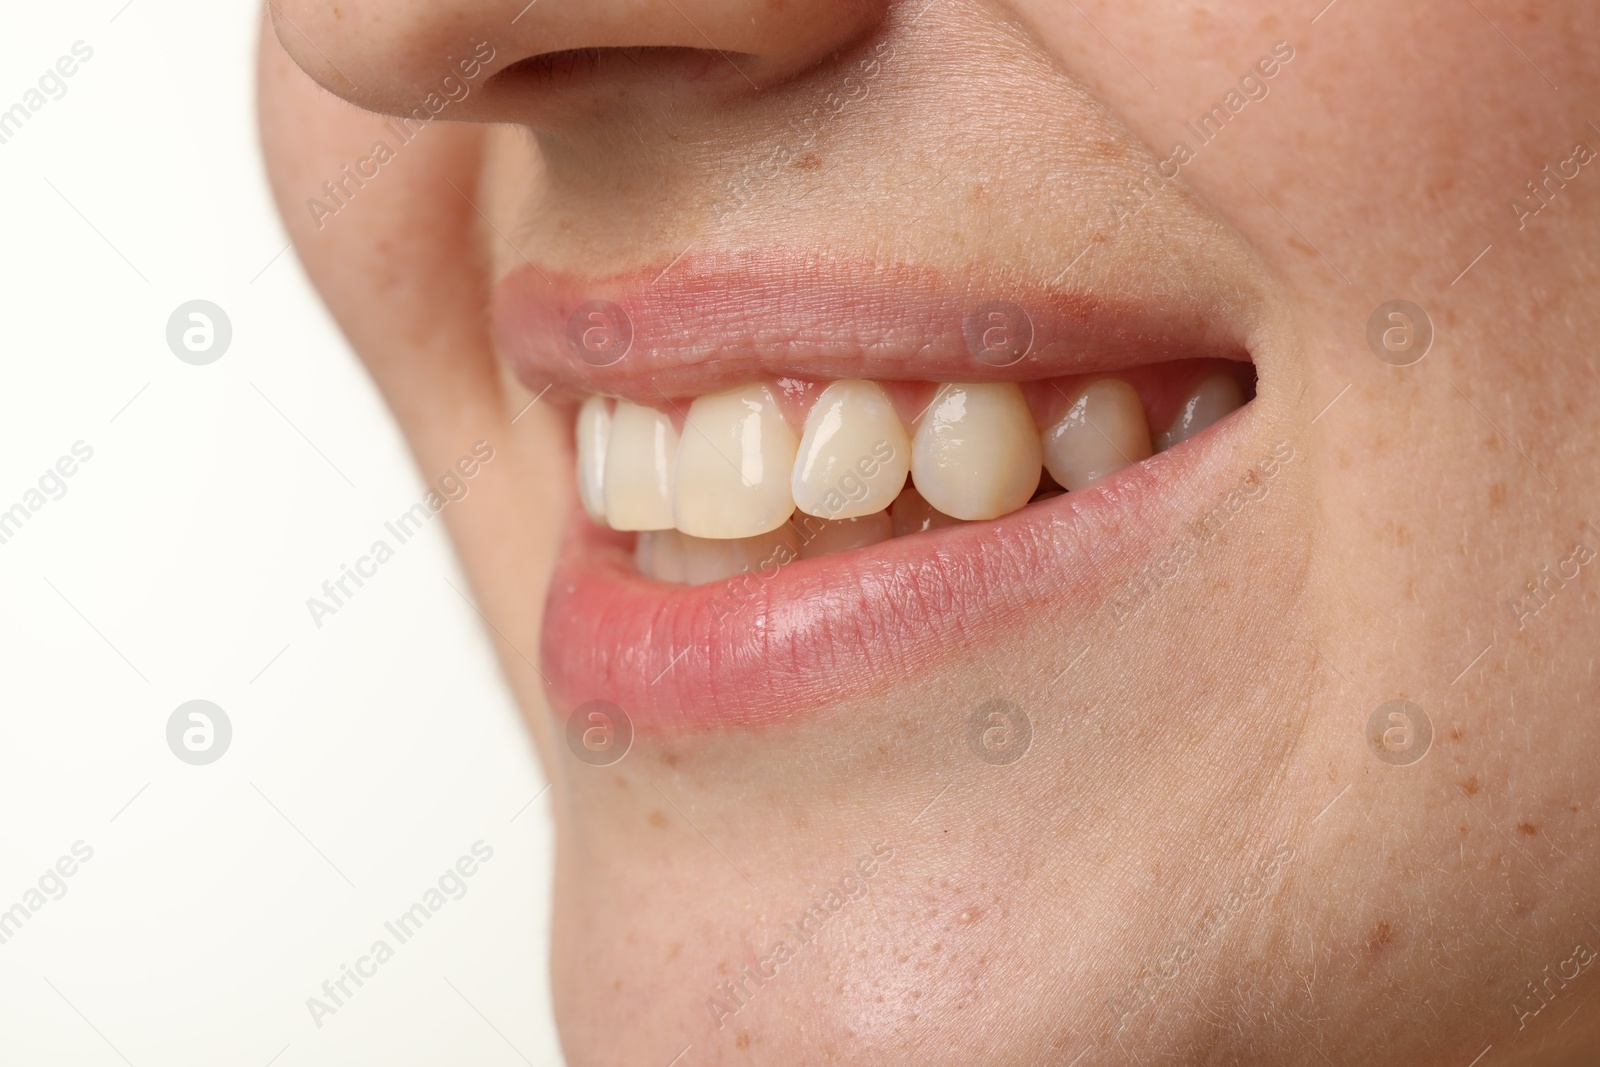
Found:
[575,395,610,525]
[604,401,679,530]
[890,484,965,536]
[791,380,911,519]
[675,384,799,539]
[634,530,686,583]
[794,512,893,559]
[1041,379,1153,491]
[680,526,800,585]
[1155,374,1244,451]
[910,383,1042,520]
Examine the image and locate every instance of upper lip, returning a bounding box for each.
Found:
[491,251,1254,403]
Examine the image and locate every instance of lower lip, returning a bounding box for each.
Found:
[540,405,1253,735]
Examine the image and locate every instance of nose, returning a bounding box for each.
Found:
[269,0,890,125]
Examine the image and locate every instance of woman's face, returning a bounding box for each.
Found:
[260,1,1600,1063]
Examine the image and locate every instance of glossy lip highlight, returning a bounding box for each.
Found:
[539,397,1256,733]
[491,252,1255,404]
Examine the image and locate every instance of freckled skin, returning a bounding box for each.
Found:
[260,0,1600,1063]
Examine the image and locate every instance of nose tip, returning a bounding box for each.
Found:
[270,0,890,123]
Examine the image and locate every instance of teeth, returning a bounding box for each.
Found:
[890,483,965,536]
[1041,379,1153,491]
[575,395,610,525]
[1155,374,1244,451]
[634,529,687,583]
[674,384,799,539]
[680,525,800,584]
[910,383,1042,520]
[584,369,1224,583]
[603,401,679,531]
[791,380,911,519]
[794,511,893,559]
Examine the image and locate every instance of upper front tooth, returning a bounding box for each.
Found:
[674,384,799,539]
[1155,374,1244,451]
[575,395,610,525]
[1042,379,1152,491]
[791,380,911,519]
[910,382,1042,520]
[603,401,679,530]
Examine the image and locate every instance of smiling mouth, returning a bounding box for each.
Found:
[492,253,1265,732]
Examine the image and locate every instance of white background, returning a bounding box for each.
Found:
[0,2,563,1064]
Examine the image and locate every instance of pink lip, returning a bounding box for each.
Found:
[502,251,1261,734]
[540,409,1250,733]
[491,253,1252,404]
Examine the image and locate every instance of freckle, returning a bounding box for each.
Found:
[1449,726,1464,742]
[1488,482,1508,511]
[792,153,820,170]
[1369,921,1394,951]
[1518,821,1538,836]
[649,810,669,829]
[662,752,680,769]
[665,942,682,961]
[1461,775,1480,797]
[735,1032,750,1050]
[613,979,623,992]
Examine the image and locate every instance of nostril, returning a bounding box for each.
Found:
[488,46,751,92]
[494,48,610,87]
